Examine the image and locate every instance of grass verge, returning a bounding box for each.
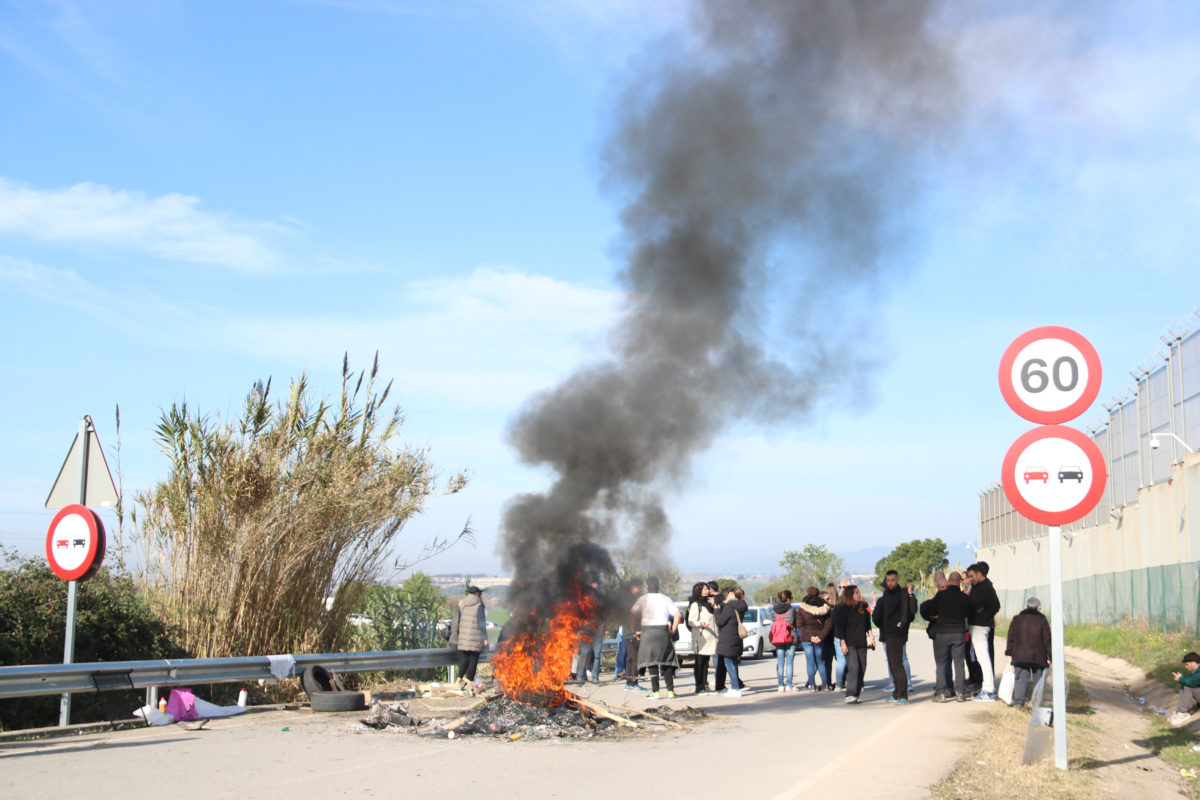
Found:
[930,659,1102,799]
[1061,621,1194,688]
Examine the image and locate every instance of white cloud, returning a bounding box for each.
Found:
[0,178,280,270]
[0,258,619,414]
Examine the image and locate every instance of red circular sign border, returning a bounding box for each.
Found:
[998,325,1102,424]
[1001,425,1108,526]
[45,504,103,581]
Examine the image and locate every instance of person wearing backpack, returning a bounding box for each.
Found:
[770,589,798,692]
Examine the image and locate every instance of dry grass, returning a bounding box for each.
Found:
[134,355,469,658]
[930,667,1108,800]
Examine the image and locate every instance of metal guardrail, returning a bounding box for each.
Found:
[0,639,621,701]
[0,649,471,700]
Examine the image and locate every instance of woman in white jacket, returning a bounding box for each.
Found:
[686,582,719,693]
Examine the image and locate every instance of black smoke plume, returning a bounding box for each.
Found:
[499,0,966,623]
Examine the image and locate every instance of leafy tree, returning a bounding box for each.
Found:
[0,551,187,731]
[873,537,949,590]
[775,544,845,595]
[349,572,449,652]
[616,564,682,598]
[135,355,470,659]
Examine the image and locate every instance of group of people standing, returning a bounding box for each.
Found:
[614,577,751,699]
[766,582,876,702]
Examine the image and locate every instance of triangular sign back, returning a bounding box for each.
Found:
[45,426,119,510]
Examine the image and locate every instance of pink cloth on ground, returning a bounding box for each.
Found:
[165,688,199,721]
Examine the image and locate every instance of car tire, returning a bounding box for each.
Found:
[302,665,335,696]
[309,690,367,712]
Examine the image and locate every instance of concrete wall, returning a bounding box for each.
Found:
[979,450,1200,632]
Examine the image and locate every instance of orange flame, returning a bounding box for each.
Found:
[493,587,596,706]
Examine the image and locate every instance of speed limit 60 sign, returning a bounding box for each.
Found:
[999,326,1102,424]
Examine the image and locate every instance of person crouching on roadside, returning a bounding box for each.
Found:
[1170,652,1200,726]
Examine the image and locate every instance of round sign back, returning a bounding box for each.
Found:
[45,504,106,582]
[999,326,1102,424]
[1001,425,1107,526]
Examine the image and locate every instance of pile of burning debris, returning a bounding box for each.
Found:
[359,680,705,740]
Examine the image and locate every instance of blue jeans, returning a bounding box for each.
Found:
[832,637,847,687]
[774,644,796,688]
[576,638,602,682]
[723,656,742,690]
[616,632,627,675]
[800,641,830,687]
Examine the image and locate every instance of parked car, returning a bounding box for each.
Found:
[672,601,777,660]
[741,605,777,659]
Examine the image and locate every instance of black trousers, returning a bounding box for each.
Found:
[458,649,481,682]
[715,654,727,690]
[885,638,908,699]
[844,646,868,698]
[650,666,675,693]
[933,632,966,695]
[624,636,641,685]
[693,655,711,691]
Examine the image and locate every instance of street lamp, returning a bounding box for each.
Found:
[1149,432,1195,453]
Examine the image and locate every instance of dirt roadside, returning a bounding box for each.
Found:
[934,642,1196,800]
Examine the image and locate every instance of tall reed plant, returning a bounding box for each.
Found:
[135,354,469,658]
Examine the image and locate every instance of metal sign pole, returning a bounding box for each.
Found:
[58,417,89,727]
[1049,524,1067,770]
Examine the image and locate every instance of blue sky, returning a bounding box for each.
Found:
[2,0,1199,580]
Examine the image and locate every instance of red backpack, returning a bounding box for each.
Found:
[769,614,794,646]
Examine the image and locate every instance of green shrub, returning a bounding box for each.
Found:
[0,552,188,731]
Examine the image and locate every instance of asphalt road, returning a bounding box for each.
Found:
[0,638,997,800]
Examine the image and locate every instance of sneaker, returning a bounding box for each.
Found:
[666,690,676,699]
[649,691,661,699]
[972,692,995,702]
[932,692,952,703]
[1170,712,1190,726]
[895,697,909,705]
[724,689,742,698]
[626,683,645,691]
[884,696,896,704]
[777,686,784,693]
[844,695,856,704]
[957,693,970,702]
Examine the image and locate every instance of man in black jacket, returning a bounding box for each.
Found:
[1005,596,1051,709]
[921,571,970,702]
[965,563,1001,701]
[872,570,917,703]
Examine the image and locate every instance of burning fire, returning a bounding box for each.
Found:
[493,586,596,707]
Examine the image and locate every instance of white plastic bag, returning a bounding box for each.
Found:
[998,665,1015,705]
[134,704,175,726]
